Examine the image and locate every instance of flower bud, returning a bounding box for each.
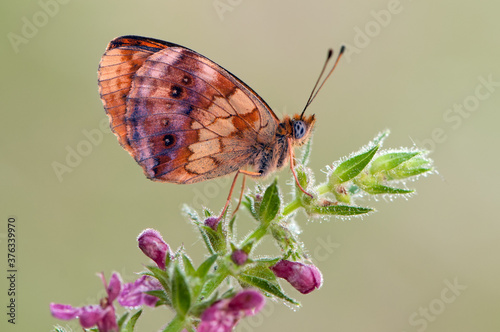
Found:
[270,260,323,294]
[231,249,248,266]
[137,229,170,269]
[204,216,220,231]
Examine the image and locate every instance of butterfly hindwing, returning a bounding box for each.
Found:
[98,36,177,153]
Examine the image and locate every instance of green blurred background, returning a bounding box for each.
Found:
[1,0,499,331]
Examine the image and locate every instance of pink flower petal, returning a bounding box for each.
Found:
[228,290,265,315]
[50,303,81,320]
[118,275,162,308]
[97,306,119,332]
[107,273,122,302]
[78,305,106,328]
[199,290,265,332]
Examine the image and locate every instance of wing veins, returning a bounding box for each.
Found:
[145,55,261,135]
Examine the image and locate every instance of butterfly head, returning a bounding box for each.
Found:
[283,45,343,148]
[283,114,316,147]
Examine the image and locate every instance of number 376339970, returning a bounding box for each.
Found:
[7,217,16,269]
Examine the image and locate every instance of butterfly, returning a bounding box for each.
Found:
[98,35,344,218]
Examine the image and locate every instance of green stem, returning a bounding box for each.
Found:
[315,183,330,196]
[242,224,269,247]
[283,198,302,216]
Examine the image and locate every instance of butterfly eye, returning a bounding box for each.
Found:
[293,121,307,139]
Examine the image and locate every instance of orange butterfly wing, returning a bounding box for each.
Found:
[98,36,176,153]
[98,36,280,184]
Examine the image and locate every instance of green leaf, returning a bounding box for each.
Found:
[228,214,236,237]
[360,184,414,195]
[201,225,226,254]
[162,314,185,332]
[331,145,379,184]
[242,262,277,279]
[171,264,191,317]
[196,224,216,255]
[123,310,142,332]
[230,242,237,252]
[145,289,171,305]
[384,157,432,180]
[372,129,390,146]
[241,223,270,249]
[164,252,172,269]
[238,273,299,305]
[241,195,252,210]
[189,290,220,316]
[405,156,430,168]
[182,254,196,277]
[253,257,281,265]
[196,254,218,279]
[388,167,432,180]
[204,209,212,218]
[259,178,280,224]
[240,240,253,254]
[269,223,300,252]
[311,204,373,216]
[146,265,171,296]
[182,204,200,223]
[117,312,129,329]
[241,195,257,219]
[370,152,419,174]
[200,263,230,299]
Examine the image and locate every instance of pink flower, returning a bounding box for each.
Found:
[138,229,170,269]
[118,275,163,308]
[270,260,323,294]
[50,273,122,332]
[198,290,265,332]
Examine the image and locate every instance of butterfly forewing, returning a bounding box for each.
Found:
[99,36,280,184]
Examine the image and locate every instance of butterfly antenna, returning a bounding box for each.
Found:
[300,49,333,117]
[300,45,345,118]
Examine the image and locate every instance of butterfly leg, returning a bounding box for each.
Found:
[288,138,314,198]
[218,169,260,220]
[231,174,247,217]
